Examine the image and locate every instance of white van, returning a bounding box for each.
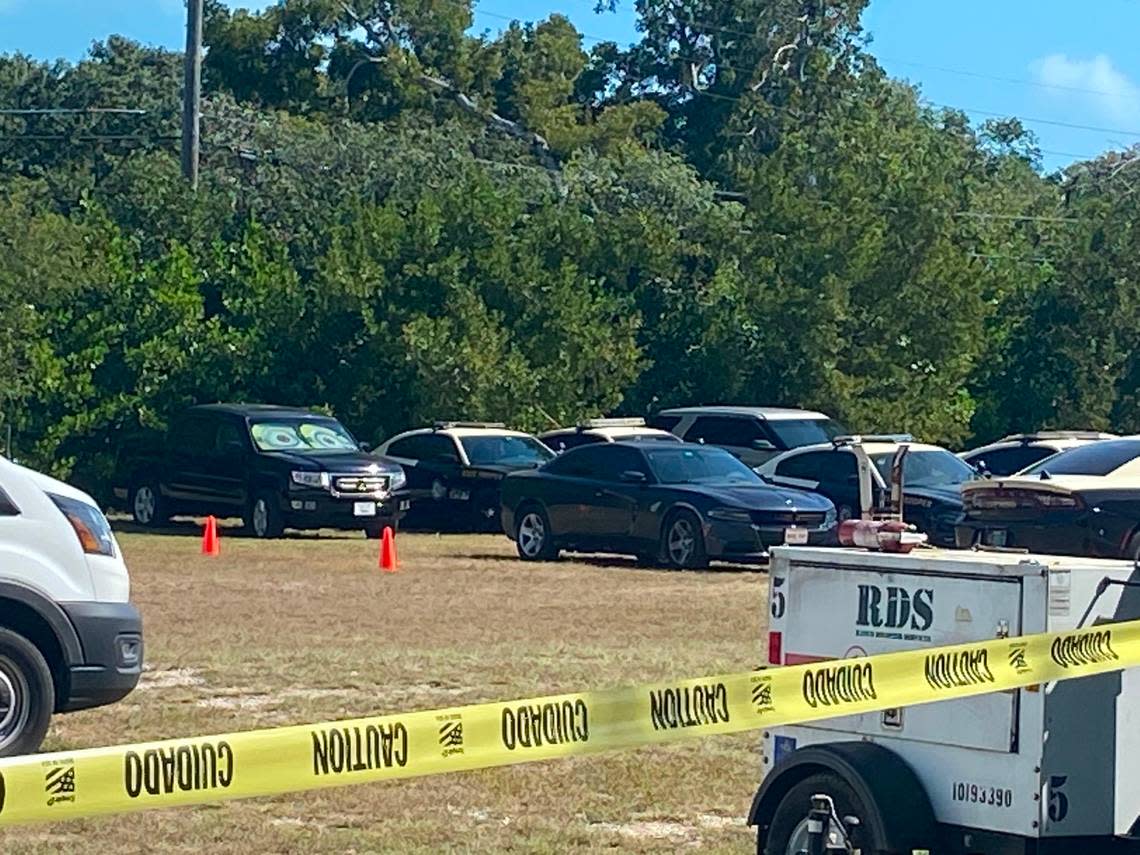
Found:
[0,456,142,755]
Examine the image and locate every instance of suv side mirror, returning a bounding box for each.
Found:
[750,439,776,451]
[620,470,647,484]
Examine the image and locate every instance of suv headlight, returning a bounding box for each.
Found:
[291,471,329,489]
[707,507,752,523]
[49,493,116,557]
[389,469,407,492]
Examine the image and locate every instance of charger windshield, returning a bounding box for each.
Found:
[645,446,763,485]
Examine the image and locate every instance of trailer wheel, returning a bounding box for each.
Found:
[763,771,887,855]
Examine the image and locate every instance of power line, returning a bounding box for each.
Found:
[0,108,149,116]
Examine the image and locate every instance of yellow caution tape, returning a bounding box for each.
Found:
[2,618,1138,825]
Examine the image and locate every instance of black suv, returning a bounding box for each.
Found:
[114,404,408,538]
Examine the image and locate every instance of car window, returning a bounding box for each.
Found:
[766,418,847,448]
[1021,439,1140,477]
[597,446,651,481]
[386,435,426,459]
[542,433,601,453]
[687,416,765,447]
[647,414,683,432]
[544,445,611,478]
[460,435,554,466]
[249,419,358,453]
[421,435,461,462]
[775,451,828,481]
[818,451,858,483]
[870,449,976,487]
[965,445,1055,476]
[169,416,216,457]
[215,421,246,455]
[0,485,19,515]
[643,446,763,485]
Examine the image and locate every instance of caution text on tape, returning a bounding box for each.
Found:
[2,619,1136,825]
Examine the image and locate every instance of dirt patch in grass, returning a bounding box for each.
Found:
[6,528,768,853]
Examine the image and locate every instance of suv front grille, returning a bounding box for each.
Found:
[331,474,391,496]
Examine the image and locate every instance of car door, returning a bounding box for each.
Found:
[541,446,632,543]
[164,414,217,505]
[587,446,648,545]
[685,415,774,467]
[204,418,249,510]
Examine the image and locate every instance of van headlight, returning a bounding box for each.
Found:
[49,494,116,557]
[389,469,407,492]
[291,471,329,489]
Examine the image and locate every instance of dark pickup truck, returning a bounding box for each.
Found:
[113,404,408,538]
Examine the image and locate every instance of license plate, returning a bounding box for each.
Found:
[986,529,1008,547]
[353,501,377,517]
[448,489,471,501]
[784,527,809,545]
[399,499,411,511]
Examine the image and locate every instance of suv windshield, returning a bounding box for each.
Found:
[1021,439,1140,477]
[870,449,976,488]
[460,435,554,467]
[767,418,847,448]
[250,419,358,453]
[644,446,763,485]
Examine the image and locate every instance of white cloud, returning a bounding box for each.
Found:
[1031,53,1140,124]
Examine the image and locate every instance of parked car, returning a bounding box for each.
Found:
[647,406,847,467]
[957,437,1140,558]
[958,430,1116,476]
[756,436,978,547]
[539,417,682,453]
[114,404,408,538]
[500,441,837,569]
[378,422,555,531]
[0,455,143,755]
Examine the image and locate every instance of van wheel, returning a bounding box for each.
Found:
[246,492,284,539]
[662,510,708,570]
[0,628,54,757]
[763,772,886,855]
[130,481,169,527]
[516,506,558,561]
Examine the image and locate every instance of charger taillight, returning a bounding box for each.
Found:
[768,631,783,665]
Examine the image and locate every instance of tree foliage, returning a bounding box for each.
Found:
[1,0,1137,494]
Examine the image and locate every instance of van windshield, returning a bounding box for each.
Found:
[249,419,358,453]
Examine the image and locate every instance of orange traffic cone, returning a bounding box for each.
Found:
[201,515,220,557]
[379,526,399,572]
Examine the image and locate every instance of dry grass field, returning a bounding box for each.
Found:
[3,524,770,854]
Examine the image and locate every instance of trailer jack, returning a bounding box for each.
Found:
[803,793,856,854]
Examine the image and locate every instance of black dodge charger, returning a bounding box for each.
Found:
[500,442,837,568]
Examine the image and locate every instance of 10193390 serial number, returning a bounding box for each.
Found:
[952,782,1013,808]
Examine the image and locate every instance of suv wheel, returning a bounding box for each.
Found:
[662,510,709,570]
[0,628,54,756]
[246,492,284,539]
[131,481,168,527]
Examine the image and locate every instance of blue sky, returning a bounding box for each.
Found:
[1,0,1137,170]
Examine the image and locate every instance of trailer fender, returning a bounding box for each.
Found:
[749,742,935,852]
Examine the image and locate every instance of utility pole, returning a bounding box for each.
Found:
[181,0,204,189]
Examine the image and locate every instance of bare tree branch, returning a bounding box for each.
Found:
[340,2,562,183]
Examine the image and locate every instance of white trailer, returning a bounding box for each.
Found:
[750,545,1140,854]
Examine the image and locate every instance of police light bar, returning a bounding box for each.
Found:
[432,421,507,430]
[577,418,647,429]
[832,433,914,446]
